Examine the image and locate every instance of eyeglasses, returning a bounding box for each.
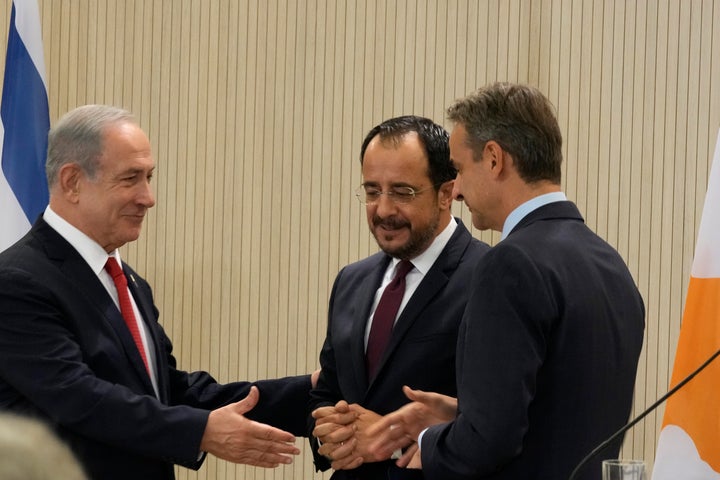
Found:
[354,183,437,205]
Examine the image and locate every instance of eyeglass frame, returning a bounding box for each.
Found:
[354,182,444,205]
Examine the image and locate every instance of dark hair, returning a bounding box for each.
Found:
[359,115,454,188]
[447,82,563,184]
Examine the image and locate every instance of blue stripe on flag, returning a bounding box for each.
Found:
[1,2,49,223]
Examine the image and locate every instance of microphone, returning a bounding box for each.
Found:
[567,344,720,480]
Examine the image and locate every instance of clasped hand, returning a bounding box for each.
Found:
[312,400,382,470]
[311,386,458,471]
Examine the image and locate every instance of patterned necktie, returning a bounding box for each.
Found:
[104,258,151,374]
[366,260,414,380]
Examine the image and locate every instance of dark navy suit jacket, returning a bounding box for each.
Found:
[0,218,311,480]
[422,201,645,480]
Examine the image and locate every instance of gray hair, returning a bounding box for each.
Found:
[46,105,137,187]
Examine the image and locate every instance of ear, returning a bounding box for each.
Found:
[437,180,455,210]
[484,141,508,178]
[57,163,84,203]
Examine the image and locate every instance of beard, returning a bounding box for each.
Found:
[371,212,440,260]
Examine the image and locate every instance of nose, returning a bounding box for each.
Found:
[451,181,464,201]
[373,191,397,217]
[138,178,156,208]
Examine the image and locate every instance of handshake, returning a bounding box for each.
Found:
[311,386,458,471]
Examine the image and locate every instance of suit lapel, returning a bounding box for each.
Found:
[36,220,156,394]
[124,264,166,399]
[369,222,472,386]
[350,255,390,394]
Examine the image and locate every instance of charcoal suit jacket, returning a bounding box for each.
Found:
[310,220,489,480]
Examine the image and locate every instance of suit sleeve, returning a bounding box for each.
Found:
[421,245,556,479]
[306,270,348,471]
[130,273,313,437]
[163,352,312,437]
[0,265,312,470]
[0,266,209,468]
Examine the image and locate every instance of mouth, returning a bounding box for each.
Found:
[378,224,404,232]
[374,220,409,233]
[125,213,146,222]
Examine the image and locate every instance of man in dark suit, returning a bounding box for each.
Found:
[309,115,489,479]
[367,83,646,480]
[0,105,314,480]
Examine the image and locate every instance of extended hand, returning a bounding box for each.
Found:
[399,444,422,469]
[200,386,300,467]
[365,386,457,460]
[347,403,392,464]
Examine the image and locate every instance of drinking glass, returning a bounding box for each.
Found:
[602,459,646,480]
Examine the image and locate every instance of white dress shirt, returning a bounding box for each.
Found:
[364,217,458,349]
[43,206,160,397]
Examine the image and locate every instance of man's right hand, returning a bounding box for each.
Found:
[312,400,363,470]
[365,386,457,461]
[200,386,300,468]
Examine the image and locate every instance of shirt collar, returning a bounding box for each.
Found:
[501,191,567,240]
[390,216,458,274]
[43,205,122,275]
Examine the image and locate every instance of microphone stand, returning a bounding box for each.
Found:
[567,345,720,480]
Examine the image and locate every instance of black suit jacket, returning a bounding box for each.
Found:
[309,220,489,480]
[0,218,311,480]
[421,201,645,480]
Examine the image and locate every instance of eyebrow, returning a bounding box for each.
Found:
[116,166,155,177]
[362,181,416,188]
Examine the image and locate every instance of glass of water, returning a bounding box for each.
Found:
[602,459,646,480]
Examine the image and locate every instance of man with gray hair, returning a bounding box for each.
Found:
[0,105,314,480]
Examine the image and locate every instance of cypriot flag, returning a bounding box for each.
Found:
[652,129,720,479]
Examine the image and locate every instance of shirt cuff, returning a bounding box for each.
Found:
[417,428,428,451]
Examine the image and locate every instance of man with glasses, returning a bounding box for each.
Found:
[308,115,489,480]
[366,84,645,480]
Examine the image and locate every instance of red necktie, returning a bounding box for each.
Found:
[366,260,414,380]
[104,258,151,374]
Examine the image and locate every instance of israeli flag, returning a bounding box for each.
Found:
[0,0,49,252]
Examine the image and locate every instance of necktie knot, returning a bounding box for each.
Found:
[104,258,126,286]
[384,260,414,292]
[394,259,414,280]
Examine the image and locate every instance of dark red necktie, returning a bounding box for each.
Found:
[104,258,151,374]
[366,260,414,380]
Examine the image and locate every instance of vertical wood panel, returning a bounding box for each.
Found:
[0,1,719,478]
